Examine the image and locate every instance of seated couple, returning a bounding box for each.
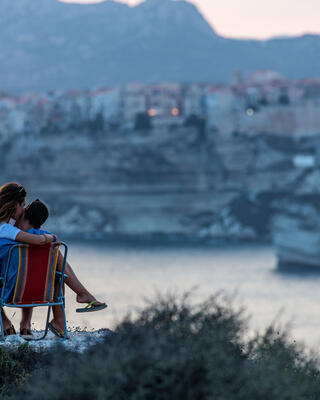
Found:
[0,182,107,340]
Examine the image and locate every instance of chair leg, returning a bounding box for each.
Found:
[43,306,52,340]
[34,306,51,341]
[0,308,5,341]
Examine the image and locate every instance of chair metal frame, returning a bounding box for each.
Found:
[0,242,68,341]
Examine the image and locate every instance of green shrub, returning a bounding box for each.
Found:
[5,294,320,399]
[0,343,46,397]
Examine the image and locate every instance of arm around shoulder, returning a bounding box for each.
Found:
[16,231,55,245]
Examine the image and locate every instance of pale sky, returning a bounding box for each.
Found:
[60,0,320,39]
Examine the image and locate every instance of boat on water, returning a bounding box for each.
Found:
[272,196,320,268]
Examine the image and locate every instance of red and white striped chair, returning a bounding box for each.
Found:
[0,242,68,341]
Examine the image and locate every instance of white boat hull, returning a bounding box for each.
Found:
[272,213,320,268]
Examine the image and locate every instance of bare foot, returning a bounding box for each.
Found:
[49,319,69,339]
[20,324,31,331]
[2,318,13,332]
[76,293,104,306]
[4,323,15,332]
[50,319,65,333]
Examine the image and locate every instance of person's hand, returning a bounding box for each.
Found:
[48,234,58,243]
[41,234,55,244]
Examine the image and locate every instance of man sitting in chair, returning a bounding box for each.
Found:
[11,199,107,339]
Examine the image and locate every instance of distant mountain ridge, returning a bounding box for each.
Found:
[0,0,320,92]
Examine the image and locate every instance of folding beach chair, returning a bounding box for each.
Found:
[0,242,68,341]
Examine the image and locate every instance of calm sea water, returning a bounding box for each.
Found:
[8,241,320,349]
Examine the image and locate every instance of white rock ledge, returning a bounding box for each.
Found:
[0,329,112,353]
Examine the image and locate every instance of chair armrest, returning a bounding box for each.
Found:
[56,271,68,279]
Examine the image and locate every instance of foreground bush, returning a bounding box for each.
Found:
[4,294,320,399]
[0,342,48,397]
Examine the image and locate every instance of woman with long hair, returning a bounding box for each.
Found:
[0,182,106,339]
[0,182,56,245]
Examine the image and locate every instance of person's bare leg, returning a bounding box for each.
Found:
[50,281,66,333]
[1,309,13,331]
[20,308,33,331]
[57,253,104,306]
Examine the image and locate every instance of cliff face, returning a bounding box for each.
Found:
[2,124,314,241]
[2,126,224,239]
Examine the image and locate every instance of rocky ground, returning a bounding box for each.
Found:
[0,329,111,352]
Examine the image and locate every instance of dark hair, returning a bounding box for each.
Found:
[24,199,49,229]
[0,182,27,222]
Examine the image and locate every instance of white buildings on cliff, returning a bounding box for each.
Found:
[0,71,320,138]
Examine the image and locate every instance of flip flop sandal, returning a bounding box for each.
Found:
[48,322,69,339]
[4,326,16,336]
[76,301,108,313]
[20,328,34,341]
